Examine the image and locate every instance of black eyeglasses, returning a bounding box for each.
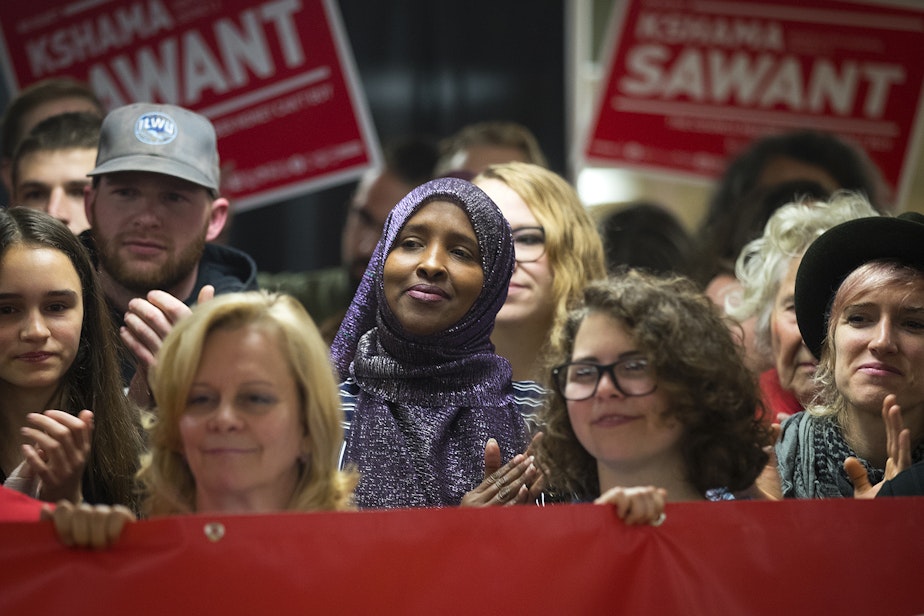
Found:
[512,226,546,263]
[551,357,657,401]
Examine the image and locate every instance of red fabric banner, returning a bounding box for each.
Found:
[0,498,921,614]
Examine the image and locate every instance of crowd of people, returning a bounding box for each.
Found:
[0,77,921,550]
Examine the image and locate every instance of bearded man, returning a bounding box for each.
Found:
[83,103,257,386]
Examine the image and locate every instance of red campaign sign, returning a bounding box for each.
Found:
[585,0,924,204]
[0,0,380,212]
[1,499,922,614]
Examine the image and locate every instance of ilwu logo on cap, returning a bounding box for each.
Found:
[134,112,178,146]
[89,103,220,192]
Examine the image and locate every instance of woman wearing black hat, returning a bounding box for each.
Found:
[776,213,924,498]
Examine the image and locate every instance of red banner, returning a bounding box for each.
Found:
[0,0,380,211]
[0,499,921,614]
[585,0,924,204]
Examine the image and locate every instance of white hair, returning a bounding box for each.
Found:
[728,190,879,357]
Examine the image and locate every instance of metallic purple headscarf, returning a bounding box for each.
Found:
[330,177,530,508]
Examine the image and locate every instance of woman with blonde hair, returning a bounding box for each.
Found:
[49,291,356,547]
[139,291,355,515]
[776,213,924,498]
[474,162,606,381]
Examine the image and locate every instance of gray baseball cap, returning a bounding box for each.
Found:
[88,103,220,192]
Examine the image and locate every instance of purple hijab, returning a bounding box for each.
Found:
[330,177,530,508]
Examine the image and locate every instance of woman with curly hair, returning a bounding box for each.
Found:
[537,271,770,519]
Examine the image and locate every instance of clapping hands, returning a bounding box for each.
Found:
[460,433,546,507]
[845,394,911,499]
[5,409,94,503]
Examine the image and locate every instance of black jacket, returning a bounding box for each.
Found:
[80,231,259,383]
[878,461,924,497]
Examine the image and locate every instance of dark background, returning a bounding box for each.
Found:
[228,0,566,273]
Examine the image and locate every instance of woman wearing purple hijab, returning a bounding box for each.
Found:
[331,177,542,508]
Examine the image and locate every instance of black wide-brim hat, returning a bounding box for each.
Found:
[795,212,924,359]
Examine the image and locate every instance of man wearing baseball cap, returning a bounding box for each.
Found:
[83,103,258,386]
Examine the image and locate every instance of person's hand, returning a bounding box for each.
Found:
[522,432,548,502]
[459,436,543,507]
[12,410,94,503]
[594,486,667,525]
[120,285,214,373]
[845,394,912,499]
[740,422,782,500]
[41,501,135,549]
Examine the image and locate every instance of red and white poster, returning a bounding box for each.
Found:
[584,0,924,204]
[0,0,380,211]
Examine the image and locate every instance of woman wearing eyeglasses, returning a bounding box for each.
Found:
[473,162,606,382]
[537,271,770,520]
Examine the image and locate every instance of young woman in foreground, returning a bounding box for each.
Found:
[538,271,770,523]
[51,291,356,547]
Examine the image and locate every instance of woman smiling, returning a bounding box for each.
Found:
[0,208,141,509]
[777,213,924,497]
[140,291,355,514]
[538,271,769,519]
[331,177,541,509]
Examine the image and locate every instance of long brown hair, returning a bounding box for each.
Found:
[0,208,143,508]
